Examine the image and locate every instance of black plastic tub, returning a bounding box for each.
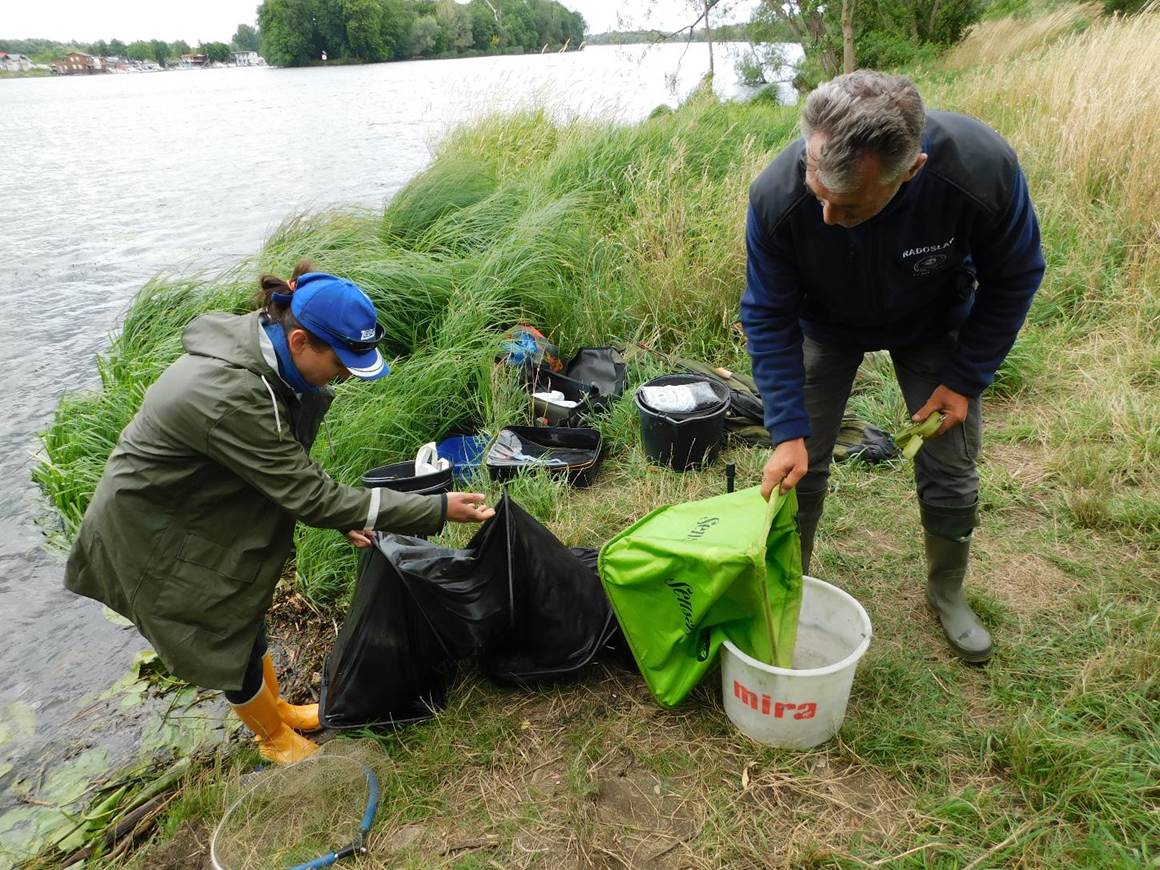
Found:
[361,460,453,495]
[635,374,730,471]
[526,368,597,426]
[486,426,603,488]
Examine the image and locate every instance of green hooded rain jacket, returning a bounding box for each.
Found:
[65,310,444,690]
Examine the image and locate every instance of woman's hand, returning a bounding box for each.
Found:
[446,492,496,523]
[345,529,375,548]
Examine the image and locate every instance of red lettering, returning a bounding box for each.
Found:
[734,680,758,710]
[793,703,817,720]
[733,686,820,721]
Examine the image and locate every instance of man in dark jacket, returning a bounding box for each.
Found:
[741,71,1045,663]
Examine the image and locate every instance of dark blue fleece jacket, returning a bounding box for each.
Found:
[741,110,1045,445]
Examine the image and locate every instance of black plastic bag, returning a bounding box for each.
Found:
[320,535,512,728]
[564,347,627,409]
[320,493,618,728]
[319,547,453,729]
[475,495,617,683]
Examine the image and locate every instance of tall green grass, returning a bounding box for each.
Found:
[37,91,803,600]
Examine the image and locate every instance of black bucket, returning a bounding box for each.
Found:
[635,374,730,471]
[362,460,453,495]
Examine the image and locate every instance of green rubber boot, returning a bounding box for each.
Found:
[796,487,826,576]
[920,501,993,663]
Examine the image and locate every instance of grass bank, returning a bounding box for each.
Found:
[31,6,1160,867]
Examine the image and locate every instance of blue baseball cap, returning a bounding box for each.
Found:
[286,273,389,380]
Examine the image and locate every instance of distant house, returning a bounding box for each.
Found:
[0,52,33,72]
[53,52,104,75]
[180,53,208,69]
[232,51,261,66]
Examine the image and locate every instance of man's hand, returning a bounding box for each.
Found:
[761,437,808,500]
[345,529,375,548]
[446,492,496,523]
[913,385,968,437]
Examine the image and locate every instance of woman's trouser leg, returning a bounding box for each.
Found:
[225,625,319,764]
[223,626,268,705]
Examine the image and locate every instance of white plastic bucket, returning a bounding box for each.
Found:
[721,575,872,749]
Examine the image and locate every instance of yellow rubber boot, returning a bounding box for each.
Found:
[231,685,319,765]
[262,653,320,732]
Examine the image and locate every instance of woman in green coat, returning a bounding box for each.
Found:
[66,264,494,764]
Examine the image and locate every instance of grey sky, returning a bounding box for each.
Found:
[3,0,758,44]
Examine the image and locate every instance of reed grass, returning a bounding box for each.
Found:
[37,7,1160,866]
[943,2,1100,69]
[927,8,1160,545]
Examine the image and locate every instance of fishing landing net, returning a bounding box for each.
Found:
[210,742,384,870]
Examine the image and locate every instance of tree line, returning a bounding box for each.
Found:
[745,0,1154,92]
[584,21,796,45]
[0,25,259,66]
[739,0,985,91]
[257,0,585,67]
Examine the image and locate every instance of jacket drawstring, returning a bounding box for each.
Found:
[261,375,283,441]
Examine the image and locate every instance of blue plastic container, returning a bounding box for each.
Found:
[437,434,489,484]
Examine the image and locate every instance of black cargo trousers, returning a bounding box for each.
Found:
[798,335,982,507]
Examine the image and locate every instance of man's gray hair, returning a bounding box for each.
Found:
[801,71,926,193]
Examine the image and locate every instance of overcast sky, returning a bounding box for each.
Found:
[3,0,760,44]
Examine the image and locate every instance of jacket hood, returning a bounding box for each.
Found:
[182,311,276,378]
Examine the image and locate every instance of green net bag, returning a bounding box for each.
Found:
[599,485,802,707]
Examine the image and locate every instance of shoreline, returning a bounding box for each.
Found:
[10,6,1160,865]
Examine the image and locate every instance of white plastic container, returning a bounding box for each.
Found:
[721,575,872,749]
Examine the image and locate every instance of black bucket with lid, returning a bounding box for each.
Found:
[635,374,730,471]
[362,460,453,495]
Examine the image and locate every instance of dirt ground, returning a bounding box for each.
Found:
[141,821,213,870]
[264,583,339,706]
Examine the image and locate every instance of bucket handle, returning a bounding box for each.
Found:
[414,442,451,475]
[635,381,730,427]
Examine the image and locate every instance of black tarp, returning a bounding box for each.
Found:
[564,347,628,409]
[320,493,621,729]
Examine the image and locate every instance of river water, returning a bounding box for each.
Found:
[0,42,798,861]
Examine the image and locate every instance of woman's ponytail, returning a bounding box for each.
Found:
[253,259,317,315]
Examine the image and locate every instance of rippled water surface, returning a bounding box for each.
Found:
[0,43,797,843]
